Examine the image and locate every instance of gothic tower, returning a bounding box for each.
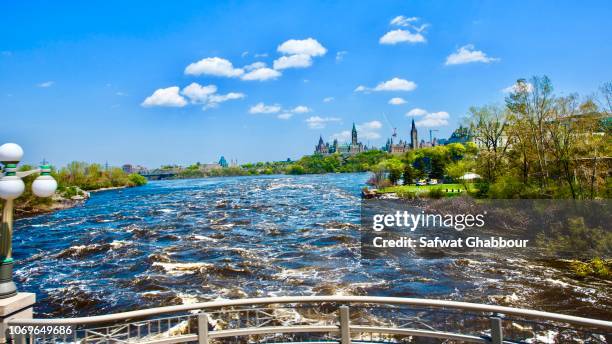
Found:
[351,123,358,145]
[410,119,418,149]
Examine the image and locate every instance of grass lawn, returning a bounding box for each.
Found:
[378,183,472,196]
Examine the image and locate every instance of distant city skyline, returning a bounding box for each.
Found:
[1,1,611,167]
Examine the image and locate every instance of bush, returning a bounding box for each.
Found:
[396,190,418,199]
[128,173,147,186]
[427,188,445,199]
[488,175,524,198]
[286,165,305,175]
[570,258,610,279]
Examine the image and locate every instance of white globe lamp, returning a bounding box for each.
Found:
[0,175,25,200]
[32,165,57,197]
[0,143,24,163]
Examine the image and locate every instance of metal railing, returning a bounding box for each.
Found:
[7,296,612,343]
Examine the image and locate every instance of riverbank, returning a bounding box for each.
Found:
[12,185,135,219]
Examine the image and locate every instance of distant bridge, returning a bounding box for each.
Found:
[138,169,179,180]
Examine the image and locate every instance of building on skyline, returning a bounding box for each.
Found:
[314,123,368,156]
[384,119,420,154]
[122,164,147,174]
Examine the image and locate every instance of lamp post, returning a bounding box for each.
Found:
[0,143,57,299]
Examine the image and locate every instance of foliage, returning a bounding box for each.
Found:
[128,173,147,186]
[536,217,612,259]
[427,187,445,199]
[570,258,610,280]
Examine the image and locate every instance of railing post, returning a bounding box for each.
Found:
[490,316,503,344]
[339,305,350,344]
[198,313,209,344]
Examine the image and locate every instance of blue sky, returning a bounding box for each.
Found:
[1,1,611,167]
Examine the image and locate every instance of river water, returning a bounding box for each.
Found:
[13,173,612,319]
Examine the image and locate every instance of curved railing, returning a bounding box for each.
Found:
[8,296,612,343]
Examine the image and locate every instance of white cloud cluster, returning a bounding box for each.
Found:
[380,16,428,45]
[406,108,450,127]
[241,66,281,81]
[331,120,383,141]
[445,44,499,65]
[273,38,327,70]
[323,97,335,103]
[185,57,244,77]
[355,77,417,93]
[388,97,407,105]
[142,83,244,110]
[305,116,340,129]
[181,83,217,103]
[182,38,326,84]
[390,15,419,26]
[249,102,282,114]
[249,102,312,120]
[291,105,311,113]
[406,108,428,116]
[273,54,312,70]
[277,38,327,57]
[142,86,187,108]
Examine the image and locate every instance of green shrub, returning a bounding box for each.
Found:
[488,175,524,198]
[570,258,610,279]
[128,173,147,186]
[396,190,418,199]
[427,188,445,199]
[286,165,305,175]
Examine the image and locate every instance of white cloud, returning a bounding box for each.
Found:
[381,16,428,45]
[380,29,426,44]
[277,113,293,120]
[142,86,187,107]
[249,102,282,114]
[277,38,327,57]
[354,85,368,92]
[241,67,281,81]
[336,51,347,62]
[37,81,54,88]
[206,92,245,109]
[184,57,244,77]
[254,53,268,58]
[176,82,244,110]
[445,44,499,65]
[502,81,534,93]
[388,97,407,105]
[390,16,419,26]
[305,116,340,129]
[331,120,383,141]
[415,111,450,127]
[244,61,266,71]
[323,97,335,103]
[181,82,217,103]
[273,54,313,70]
[406,108,428,117]
[374,77,417,92]
[291,105,311,113]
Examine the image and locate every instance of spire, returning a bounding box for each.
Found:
[318,135,324,145]
[410,118,418,149]
[351,122,358,145]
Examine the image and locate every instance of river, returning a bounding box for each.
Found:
[13,173,611,319]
